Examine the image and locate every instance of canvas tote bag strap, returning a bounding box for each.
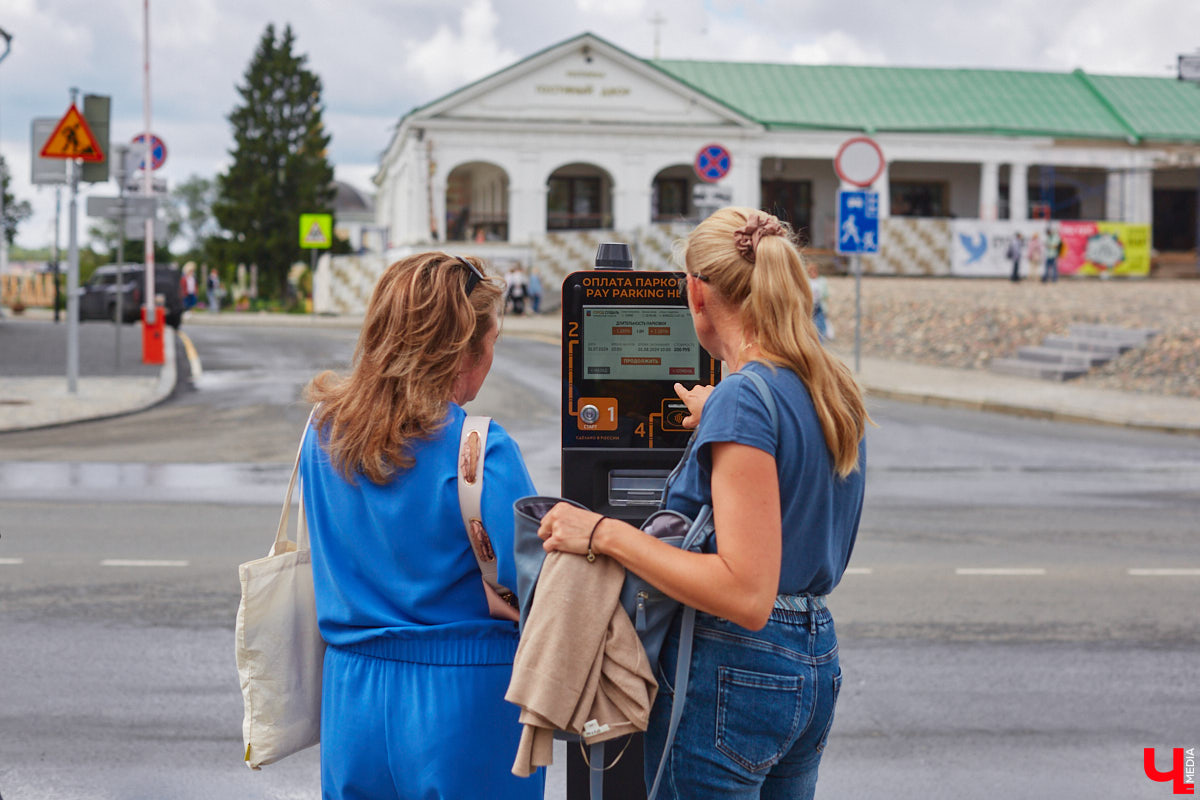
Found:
[272,405,319,556]
[457,415,517,601]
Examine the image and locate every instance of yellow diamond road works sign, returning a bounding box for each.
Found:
[40,104,105,162]
[299,213,333,249]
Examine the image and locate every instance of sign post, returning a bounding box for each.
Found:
[834,136,885,374]
[299,213,333,314]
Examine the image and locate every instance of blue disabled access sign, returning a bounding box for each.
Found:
[836,190,879,254]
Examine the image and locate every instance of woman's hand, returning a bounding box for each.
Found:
[673,382,714,428]
[537,503,606,556]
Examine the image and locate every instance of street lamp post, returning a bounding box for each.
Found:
[0,26,12,312]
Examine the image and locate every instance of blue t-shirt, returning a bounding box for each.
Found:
[664,361,866,596]
[300,404,536,664]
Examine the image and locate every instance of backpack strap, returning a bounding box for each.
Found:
[646,367,780,800]
[457,415,518,612]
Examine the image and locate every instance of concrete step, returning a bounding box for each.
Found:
[989,358,1089,381]
[1015,346,1113,367]
[1067,323,1158,343]
[1042,335,1133,355]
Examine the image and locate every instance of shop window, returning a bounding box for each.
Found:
[760,180,812,239]
[891,181,946,217]
[1153,189,1198,251]
[548,176,607,230]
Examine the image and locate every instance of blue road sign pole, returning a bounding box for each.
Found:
[854,254,862,374]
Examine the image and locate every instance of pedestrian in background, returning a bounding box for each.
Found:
[1027,233,1044,283]
[1007,232,1025,282]
[300,253,543,800]
[807,261,833,341]
[206,268,221,311]
[1044,226,1062,283]
[506,263,528,315]
[527,268,543,314]
[537,208,869,800]
[181,265,197,311]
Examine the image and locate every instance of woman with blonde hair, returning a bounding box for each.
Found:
[538,208,868,799]
[300,253,543,800]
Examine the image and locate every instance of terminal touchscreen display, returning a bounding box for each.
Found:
[582,305,700,382]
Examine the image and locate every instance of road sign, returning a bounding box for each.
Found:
[299,213,333,249]
[694,143,732,183]
[86,196,158,220]
[834,136,885,188]
[131,133,167,171]
[836,190,880,254]
[40,104,105,162]
[692,183,732,208]
[81,94,112,183]
[31,118,68,185]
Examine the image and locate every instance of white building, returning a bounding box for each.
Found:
[321,33,1200,311]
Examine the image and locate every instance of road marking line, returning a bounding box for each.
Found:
[177,330,203,379]
[844,567,873,575]
[0,558,24,565]
[956,567,1046,576]
[1128,568,1200,576]
[101,559,190,568]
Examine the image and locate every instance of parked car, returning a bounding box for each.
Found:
[77,264,184,329]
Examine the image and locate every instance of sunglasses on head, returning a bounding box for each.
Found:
[453,256,486,295]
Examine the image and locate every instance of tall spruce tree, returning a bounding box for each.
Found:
[1,156,33,245]
[214,24,334,300]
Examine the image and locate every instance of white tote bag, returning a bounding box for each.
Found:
[236,408,324,769]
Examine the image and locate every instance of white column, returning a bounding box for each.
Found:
[432,177,447,244]
[1009,163,1029,221]
[872,162,891,219]
[979,161,1000,221]
[731,153,761,210]
[1105,169,1125,221]
[509,153,546,244]
[1131,168,1153,224]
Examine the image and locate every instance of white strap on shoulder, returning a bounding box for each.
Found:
[458,416,500,591]
[272,405,318,556]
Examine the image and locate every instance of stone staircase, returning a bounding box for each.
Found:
[989,323,1158,381]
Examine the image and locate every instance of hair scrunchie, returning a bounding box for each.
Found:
[733,212,786,263]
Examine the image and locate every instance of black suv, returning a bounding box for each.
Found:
[78,264,184,329]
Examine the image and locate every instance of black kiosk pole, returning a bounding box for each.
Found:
[561,243,722,800]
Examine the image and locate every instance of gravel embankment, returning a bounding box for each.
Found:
[822,277,1200,399]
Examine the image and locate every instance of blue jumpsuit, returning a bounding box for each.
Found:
[300,405,544,800]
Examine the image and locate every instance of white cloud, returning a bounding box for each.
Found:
[406,0,520,96]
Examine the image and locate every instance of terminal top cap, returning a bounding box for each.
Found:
[594,242,633,270]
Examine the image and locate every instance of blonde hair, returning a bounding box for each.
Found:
[682,207,868,476]
[304,253,502,484]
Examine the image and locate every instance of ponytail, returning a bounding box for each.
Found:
[683,208,868,476]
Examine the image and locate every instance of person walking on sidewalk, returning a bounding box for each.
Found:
[537,208,869,800]
[1007,232,1025,282]
[206,268,222,312]
[1043,226,1062,283]
[300,253,544,800]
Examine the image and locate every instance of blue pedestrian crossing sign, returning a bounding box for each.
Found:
[836,190,879,254]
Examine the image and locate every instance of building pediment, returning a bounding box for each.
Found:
[411,33,756,130]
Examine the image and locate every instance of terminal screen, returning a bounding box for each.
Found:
[581,306,700,382]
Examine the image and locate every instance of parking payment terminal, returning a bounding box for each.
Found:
[561,243,721,524]
[561,243,722,800]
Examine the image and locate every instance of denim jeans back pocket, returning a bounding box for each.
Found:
[715,666,807,773]
[815,668,843,754]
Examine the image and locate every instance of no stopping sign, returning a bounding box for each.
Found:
[834,136,885,187]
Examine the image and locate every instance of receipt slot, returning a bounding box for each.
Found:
[562,243,722,800]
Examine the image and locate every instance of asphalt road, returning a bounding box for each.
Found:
[1,323,1197,799]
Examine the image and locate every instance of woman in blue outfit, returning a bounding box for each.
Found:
[300,253,544,800]
[538,208,869,799]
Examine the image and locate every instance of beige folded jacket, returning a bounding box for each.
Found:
[505,550,658,777]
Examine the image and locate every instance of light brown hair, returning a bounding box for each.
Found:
[681,207,868,475]
[305,253,502,484]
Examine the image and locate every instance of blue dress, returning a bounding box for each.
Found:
[300,404,543,800]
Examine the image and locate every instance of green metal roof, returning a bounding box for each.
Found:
[651,59,1200,144]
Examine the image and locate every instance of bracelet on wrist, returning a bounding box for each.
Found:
[586,515,608,563]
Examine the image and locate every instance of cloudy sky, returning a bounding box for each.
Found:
[3,0,1199,249]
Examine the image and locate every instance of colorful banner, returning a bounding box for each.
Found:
[1057,221,1150,277]
[950,220,1150,277]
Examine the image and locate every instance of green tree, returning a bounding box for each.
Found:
[171,175,218,262]
[213,23,334,300]
[1,156,33,245]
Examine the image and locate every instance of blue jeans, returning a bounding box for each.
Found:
[645,606,842,800]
